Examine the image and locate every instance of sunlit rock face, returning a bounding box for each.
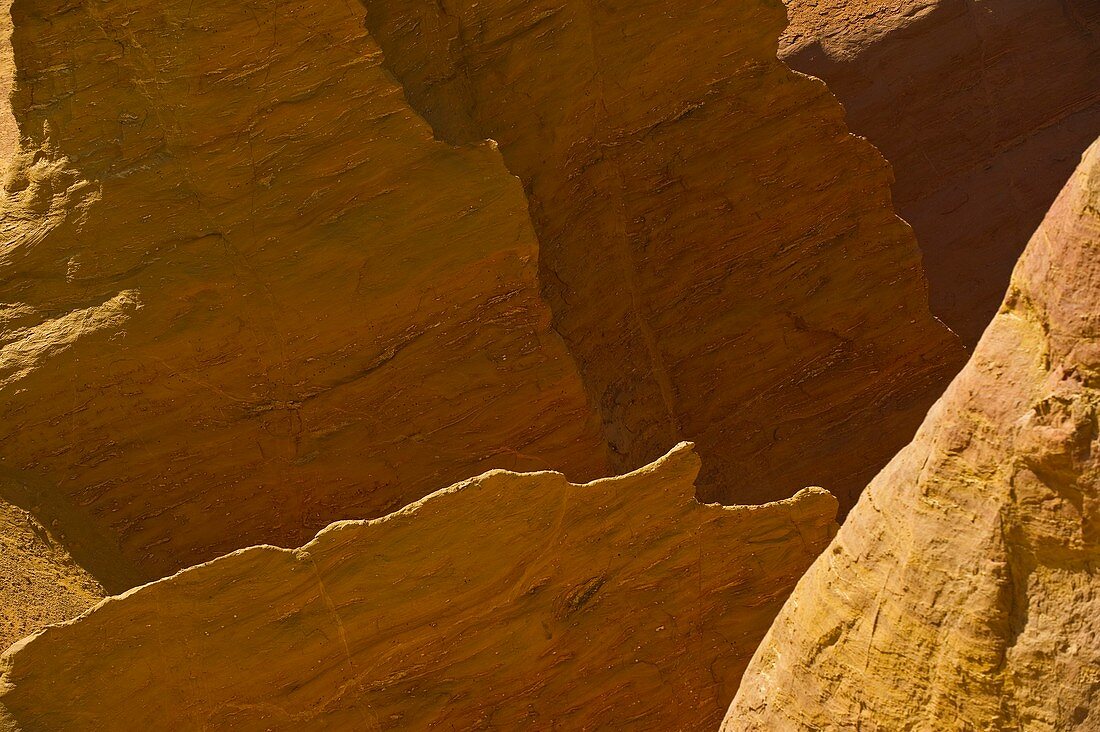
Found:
[725,138,1100,731]
[0,444,837,731]
[0,493,103,651]
[0,0,959,596]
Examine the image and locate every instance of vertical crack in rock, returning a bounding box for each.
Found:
[0,443,840,730]
[359,0,965,512]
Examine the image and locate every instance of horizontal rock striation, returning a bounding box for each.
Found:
[724,138,1100,730]
[362,0,965,512]
[0,0,963,600]
[0,444,837,730]
[0,0,611,582]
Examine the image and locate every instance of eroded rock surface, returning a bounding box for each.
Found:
[0,0,610,582]
[0,0,961,591]
[782,0,1100,344]
[725,139,1100,730]
[363,0,964,511]
[0,444,837,730]
[0,496,102,651]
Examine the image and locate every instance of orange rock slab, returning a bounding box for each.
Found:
[0,0,964,596]
[725,139,1100,730]
[0,0,609,583]
[0,444,837,730]
[362,0,965,512]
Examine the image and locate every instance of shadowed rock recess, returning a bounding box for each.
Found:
[0,444,838,730]
[361,0,964,512]
[0,0,962,596]
[782,0,1100,345]
[725,139,1100,730]
[2,0,1095,725]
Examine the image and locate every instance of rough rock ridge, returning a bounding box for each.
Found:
[782,0,1100,345]
[724,138,1100,731]
[363,0,965,511]
[0,444,838,730]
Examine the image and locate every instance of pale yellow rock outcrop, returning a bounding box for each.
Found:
[724,138,1100,731]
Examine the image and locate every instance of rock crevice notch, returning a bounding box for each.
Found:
[361,0,964,511]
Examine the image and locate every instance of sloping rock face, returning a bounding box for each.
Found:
[0,0,959,589]
[724,139,1100,730]
[0,496,102,651]
[0,444,838,730]
[0,0,610,582]
[362,0,965,511]
[782,0,1100,345]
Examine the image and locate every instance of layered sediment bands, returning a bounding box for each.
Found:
[782,0,1100,345]
[724,140,1100,730]
[0,444,838,730]
[0,0,610,582]
[362,0,965,511]
[0,495,103,650]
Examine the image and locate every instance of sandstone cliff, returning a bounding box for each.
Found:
[0,444,837,730]
[0,0,610,583]
[363,0,964,511]
[782,0,1100,345]
[725,139,1100,730]
[0,2,13,156]
[0,0,959,591]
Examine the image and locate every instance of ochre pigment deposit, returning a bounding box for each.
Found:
[0,444,837,730]
[0,0,1094,727]
[0,0,961,592]
[0,0,611,582]
[363,0,964,511]
[0,496,102,651]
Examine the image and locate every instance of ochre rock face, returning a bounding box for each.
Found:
[724,139,1100,730]
[0,0,610,583]
[0,444,838,730]
[782,0,1100,345]
[0,495,103,651]
[0,2,14,156]
[0,0,958,588]
[362,0,965,511]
